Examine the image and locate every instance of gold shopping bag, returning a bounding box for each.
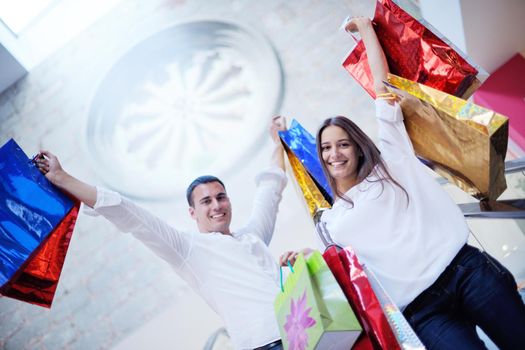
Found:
[385,73,508,200]
[283,146,331,218]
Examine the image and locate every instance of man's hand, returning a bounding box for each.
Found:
[269,115,287,171]
[279,248,314,267]
[33,150,97,207]
[33,150,66,185]
[269,115,286,146]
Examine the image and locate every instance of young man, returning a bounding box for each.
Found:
[35,117,287,350]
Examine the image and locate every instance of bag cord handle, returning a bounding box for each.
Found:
[279,260,295,293]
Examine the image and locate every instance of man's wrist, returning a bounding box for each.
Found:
[52,169,70,187]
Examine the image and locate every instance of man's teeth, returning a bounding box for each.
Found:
[211,213,225,219]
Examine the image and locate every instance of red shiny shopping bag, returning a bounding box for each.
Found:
[323,246,399,350]
[1,204,79,307]
[352,333,375,350]
[343,0,478,99]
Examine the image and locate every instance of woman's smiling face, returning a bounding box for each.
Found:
[320,125,360,184]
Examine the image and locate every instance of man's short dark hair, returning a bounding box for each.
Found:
[186,175,226,207]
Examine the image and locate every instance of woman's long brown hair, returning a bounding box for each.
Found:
[316,116,408,207]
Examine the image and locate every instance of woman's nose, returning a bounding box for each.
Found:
[328,147,339,158]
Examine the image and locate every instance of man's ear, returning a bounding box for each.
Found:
[189,206,196,220]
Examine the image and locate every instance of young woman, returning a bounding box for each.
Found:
[281,17,525,349]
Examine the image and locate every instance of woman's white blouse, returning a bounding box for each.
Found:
[319,99,469,309]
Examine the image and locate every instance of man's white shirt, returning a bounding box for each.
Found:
[85,167,287,350]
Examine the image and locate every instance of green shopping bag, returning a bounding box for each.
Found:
[274,251,362,350]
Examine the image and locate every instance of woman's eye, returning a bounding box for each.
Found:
[321,146,330,152]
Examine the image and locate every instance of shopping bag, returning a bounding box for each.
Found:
[352,334,375,350]
[323,246,400,350]
[275,251,362,350]
[385,73,508,200]
[473,54,525,155]
[343,0,479,99]
[362,265,425,349]
[279,122,332,218]
[0,139,79,307]
[279,120,332,200]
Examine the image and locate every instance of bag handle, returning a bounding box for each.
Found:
[315,218,337,249]
[468,228,506,274]
[469,228,486,252]
[314,211,348,255]
[350,32,361,43]
[279,260,295,292]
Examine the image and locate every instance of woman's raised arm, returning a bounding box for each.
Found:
[344,17,390,97]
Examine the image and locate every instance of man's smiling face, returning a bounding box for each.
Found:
[189,181,232,235]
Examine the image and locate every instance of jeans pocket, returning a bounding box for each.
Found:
[454,246,486,272]
[404,283,449,324]
[482,252,518,287]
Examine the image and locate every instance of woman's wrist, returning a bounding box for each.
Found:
[356,17,373,32]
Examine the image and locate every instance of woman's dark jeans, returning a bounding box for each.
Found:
[403,245,525,349]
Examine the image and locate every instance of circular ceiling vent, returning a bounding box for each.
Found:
[87,20,283,199]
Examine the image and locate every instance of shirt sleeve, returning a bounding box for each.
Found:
[84,187,193,269]
[375,99,415,161]
[238,166,287,245]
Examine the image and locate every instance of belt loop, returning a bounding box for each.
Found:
[254,339,282,350]
[469,229,503,273]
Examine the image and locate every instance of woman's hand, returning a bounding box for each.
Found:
[342,16,372,34]
[279,248,314,267]
[342,15,389,96]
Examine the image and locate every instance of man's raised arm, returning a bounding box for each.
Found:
[269,115,286,171]
[35,150,97,207]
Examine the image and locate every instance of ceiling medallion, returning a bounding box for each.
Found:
[87,20,284,198]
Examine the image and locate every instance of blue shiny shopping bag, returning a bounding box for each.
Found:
[279,119,333,201]
[0,139,76,307]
